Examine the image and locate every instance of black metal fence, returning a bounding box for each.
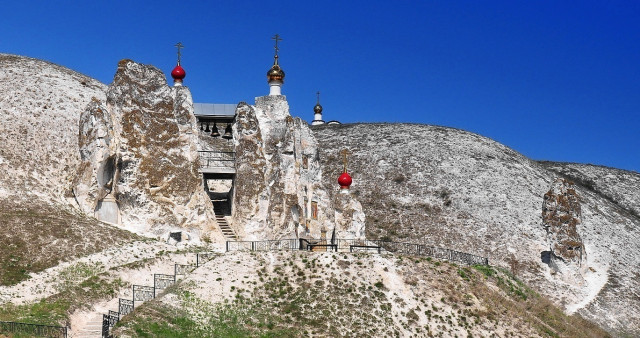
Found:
[226,239,299,252]
[198,151,235,169]
[175,263,196,276]
[133,285,155,305]
[154,274,176,297]
[0,321,67,338]
[196,252,216,267]
[226,238,488,266]
[119,298,134,317]
[99,252,216,338]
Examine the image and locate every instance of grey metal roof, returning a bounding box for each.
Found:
[193,103,237,117]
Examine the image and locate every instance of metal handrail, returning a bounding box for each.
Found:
[198,151,235,169]
[226,238,489,266]
[0,321,67,338]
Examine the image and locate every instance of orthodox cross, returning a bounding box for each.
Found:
[316,91,321,104]
[272,34,282,57]
[340,149,350,173]
[175,42,184,64]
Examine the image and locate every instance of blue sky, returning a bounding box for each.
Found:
[3,1,639,172]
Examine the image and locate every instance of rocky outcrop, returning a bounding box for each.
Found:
[231,95,364,240]
[541,161,640,220]
[542,178,586,278]
[313,123,640,335]
[74,60,220,241]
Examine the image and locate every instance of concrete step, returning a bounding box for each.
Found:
[214,212,237,240]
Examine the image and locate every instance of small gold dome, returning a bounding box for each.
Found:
[314,103,323,114]
[267,56,285,82]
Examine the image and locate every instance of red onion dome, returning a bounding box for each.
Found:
[171,65,186,80]
[338,172,352,189]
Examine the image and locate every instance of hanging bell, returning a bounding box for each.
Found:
[204,123,210,133]
[211,122,220,137]
[222,124,233,139]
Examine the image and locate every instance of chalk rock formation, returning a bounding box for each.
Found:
[232,95,364,240]
[542,178,586,278]
[333,192,366,239]
[74,60,220,241]
[0,54,106,205]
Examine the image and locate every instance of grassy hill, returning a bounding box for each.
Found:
[112,251,608,337]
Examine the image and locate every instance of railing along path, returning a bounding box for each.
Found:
[0,321,67,338]
[226,238,488,266]
[198,151,235,169]
[99,252,215,338]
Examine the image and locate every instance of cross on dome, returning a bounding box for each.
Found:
[340,148,350,173]
[267,34,285,95]
[272,34,282,59]
[171,42,186,86]
[174,42,184,65]
[338,149,353,192]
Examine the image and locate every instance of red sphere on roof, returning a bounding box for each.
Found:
[338,172,352,189]
[171,65,186,80]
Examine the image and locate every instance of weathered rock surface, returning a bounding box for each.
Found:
[0,54,138,285]
[73,60,221,241]
[541,161,640,219]
[541,178,586,278]
[231,95,364,240]
[0,54,105,205]
[313,123,640,336]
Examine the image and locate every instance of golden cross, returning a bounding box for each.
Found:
[272,34,282,56]
[175,42,184,64]
[340,149,350,173]
[316,91,320,104]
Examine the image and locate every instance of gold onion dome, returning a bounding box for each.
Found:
[267,56,285,82]
[314,102,323,114]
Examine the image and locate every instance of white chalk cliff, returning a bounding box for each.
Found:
[73,60,221,242]
[231,95,365,241]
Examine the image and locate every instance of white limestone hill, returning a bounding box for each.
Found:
[0,53,105,204]
[0,54,137,286]
[0,53,633,336]
[313,123,640,336]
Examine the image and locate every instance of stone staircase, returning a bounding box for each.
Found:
[215,213,237,240]
[75,252,217,338]
[74,314,103,338]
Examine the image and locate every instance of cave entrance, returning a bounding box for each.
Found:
[203,173,234,216]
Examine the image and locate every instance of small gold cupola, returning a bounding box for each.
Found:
[267,34,285,95]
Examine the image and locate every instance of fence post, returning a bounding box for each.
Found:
[251,241,255,251]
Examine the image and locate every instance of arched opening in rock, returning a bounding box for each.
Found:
[541,250,552,265]
[94,155,120,224]
[203,174,234,216]
[97,156,116,189]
